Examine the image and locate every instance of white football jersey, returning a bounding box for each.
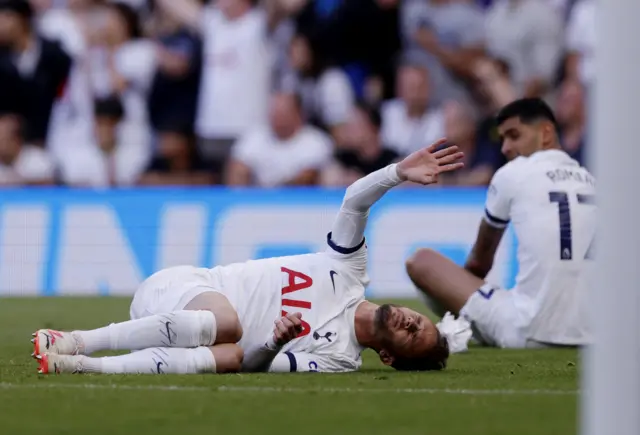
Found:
[209,235,368,372]
[484,149,596,345]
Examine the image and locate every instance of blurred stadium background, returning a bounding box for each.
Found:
[0,0,593,298]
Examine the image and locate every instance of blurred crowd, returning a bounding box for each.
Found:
[0,0,592,188]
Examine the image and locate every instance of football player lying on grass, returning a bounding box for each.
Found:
[32,139,471,374]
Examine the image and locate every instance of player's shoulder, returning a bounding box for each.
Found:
[490,156,527,185]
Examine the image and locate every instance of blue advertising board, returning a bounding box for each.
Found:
[0,187,517,298]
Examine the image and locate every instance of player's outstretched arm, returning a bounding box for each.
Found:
[329,138,464,249]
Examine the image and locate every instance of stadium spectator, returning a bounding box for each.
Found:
[564,0,594,87]
[556,79,587,167]
[35,0,103,158]
[0,0,72,146]
[57,95,151,187]
[380,64,444,156]
[485,0,563,100]
[155,0,271,179]
[287,31,354,145]
[87,1,155,151]
[295,0,401,104]
[0,112,56,185]
[402,0,485,106]
[437,101,501,186]
[473,57,517,113]
[139,130,213,186]
[146,3,202,161]
[322,102,399,187]
[225,92,332,187]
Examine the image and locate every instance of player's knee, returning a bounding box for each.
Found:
[215,310,243,344]
[231,345,244,369]
[406,248,439,278]
[209,344,244,373]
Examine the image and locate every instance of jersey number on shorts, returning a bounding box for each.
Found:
[281,267,312,337]
[549,191,595,260]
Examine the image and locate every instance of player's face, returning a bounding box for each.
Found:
[497,117,546,158]
[374,304,439,360]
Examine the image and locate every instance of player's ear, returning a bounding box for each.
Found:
[379,349,394,366]
[542,121,555,147]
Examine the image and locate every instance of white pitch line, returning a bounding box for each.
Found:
[0,382,578,396]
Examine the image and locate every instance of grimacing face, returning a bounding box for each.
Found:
[374,304,440,364]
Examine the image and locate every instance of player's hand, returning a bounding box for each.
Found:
[396,138,464,185]
[273,312,304,347]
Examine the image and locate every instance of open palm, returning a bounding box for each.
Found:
[396,138,465,185]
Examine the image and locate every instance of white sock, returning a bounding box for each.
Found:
[74,311,217,354]
[80,347,216,374]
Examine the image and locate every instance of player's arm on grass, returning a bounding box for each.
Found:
[464,166,514,279]
[242,313,356,373]
[328,139,464,264]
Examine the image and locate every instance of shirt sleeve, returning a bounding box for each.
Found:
[231,131,258,167]
[268,352,358,373]
[317,70,355,127]
[565,2,586,51]
[484,164,516,228]
[326,164,403,272]
[459,8,485,46]
[20,149,56,181]
[527,5,563,82]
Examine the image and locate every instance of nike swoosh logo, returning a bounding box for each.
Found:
[165,322,173,345]
[329,270,338,292]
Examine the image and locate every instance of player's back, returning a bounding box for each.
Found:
[209,248,367,370]
[500,150,596,345]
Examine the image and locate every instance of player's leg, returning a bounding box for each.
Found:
[33,306,218,357]
[37,343,244,375]
[406,248,527,348]
[33,268,242,356]
[406,248,484,315]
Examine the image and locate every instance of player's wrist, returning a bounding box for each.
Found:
[390,163,406,182]
[266,335,284,351]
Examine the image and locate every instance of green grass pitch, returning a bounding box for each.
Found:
[0,297,578,435]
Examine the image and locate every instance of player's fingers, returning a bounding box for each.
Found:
[288,314,302,327]
[426,138,448,153]
[437,151,464,165]
[432,145,459,159]
[281,317,295,330]
[275,320,288,335]
[439,162,465,173]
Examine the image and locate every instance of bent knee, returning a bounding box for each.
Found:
[209,344,244,373]
[406,248,440,276]
[215,310,243,344]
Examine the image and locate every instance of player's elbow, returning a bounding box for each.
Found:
[464,257,492,280]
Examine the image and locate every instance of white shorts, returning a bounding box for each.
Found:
[129,266,222,320]
[459,283,529,348]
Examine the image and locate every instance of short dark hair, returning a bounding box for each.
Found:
[391,331,450,372]
[495,98,560,134]
[0,0,33,22]
[354,100,382,130]
[108,2,142,39]
[94,96,125,120]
